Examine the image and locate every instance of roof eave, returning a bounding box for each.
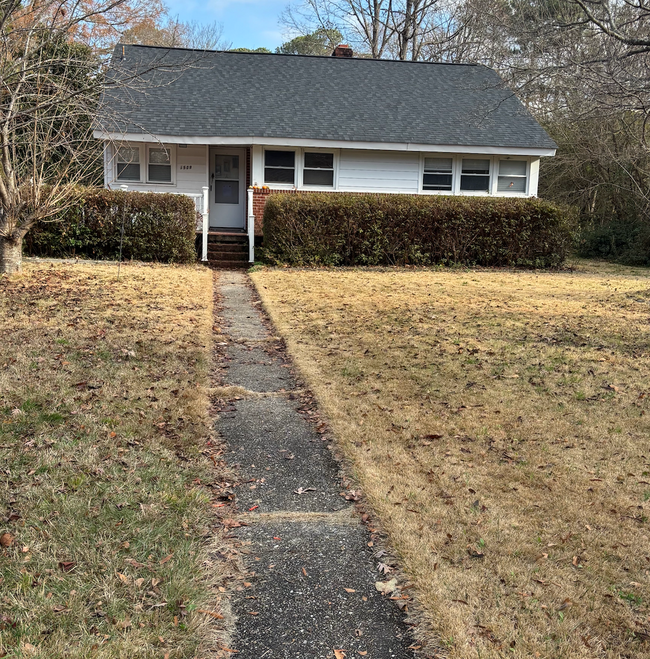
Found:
[92,130,557,157]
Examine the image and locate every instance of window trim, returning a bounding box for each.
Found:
[262,148,340,190]
[115,143,144,184]
[459,157,492,195]
[496,158,529,195]
[420,154,455,194]
[302,149,337,189]
[263,148,297,187]
[146,144,176,185]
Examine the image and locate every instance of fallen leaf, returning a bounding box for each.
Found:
[159,553,173,565]
[334,651,346,659]
[557,598,573,611]
[344,588,356,593]
[117,573,129,584]
[197,609,224,619]
[0,533,14,548]
[293,487,316,495]
[375,578,398,595]
[302,567,308,577]
[58,561,76,572]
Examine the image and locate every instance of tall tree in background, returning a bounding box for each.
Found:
[277,27,343,55]
[69,0,166,52]
[282,0,397,58]
[121,17,231,50]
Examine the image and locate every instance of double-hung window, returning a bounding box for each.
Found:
[116,146,141,182]
[264,150,295,184]
[148,146,172,183]
[423,157,453,191]
[460,158,490,192]
[303,152,334,187]
[497,160,527,193]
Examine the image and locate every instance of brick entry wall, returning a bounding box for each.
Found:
[251,188,271,237]
[252,188,361,238]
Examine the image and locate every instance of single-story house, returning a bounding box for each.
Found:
[94,44,557,266]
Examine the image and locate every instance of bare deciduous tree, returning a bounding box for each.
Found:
[282,0,397,58]
[0,0,192,274]
[121,17,231,51]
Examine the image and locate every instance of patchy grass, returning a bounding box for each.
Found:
[0,262,229,659]
[251,261,650,658]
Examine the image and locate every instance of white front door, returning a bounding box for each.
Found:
[209,148,246,229]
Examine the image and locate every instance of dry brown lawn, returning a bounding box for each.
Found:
[0,261,232,658]
[251,261,650,659]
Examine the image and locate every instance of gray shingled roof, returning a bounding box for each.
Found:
[97,45,556,150]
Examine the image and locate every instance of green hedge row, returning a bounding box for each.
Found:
[262,193,575,268]
[24,189,197,263]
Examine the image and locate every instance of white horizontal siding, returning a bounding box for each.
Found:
[338,150,420,193]
[104,142,207,196]
[176,145,207,192]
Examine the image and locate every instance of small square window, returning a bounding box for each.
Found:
[303,152,334,187]
[265,150,295,184]
[148,147,172,183]
[497,160,527,193]
[461,158,490,192]
[423,157,453,191]
[116,146,141,181]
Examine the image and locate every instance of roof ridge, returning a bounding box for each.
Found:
[114,43,480,67]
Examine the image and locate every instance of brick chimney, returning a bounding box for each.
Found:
[331,44,353,58]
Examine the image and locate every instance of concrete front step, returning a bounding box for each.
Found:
[206,233,248,244]
[209,243,248,253]
[208,253,249,263]
[206,259,249,269]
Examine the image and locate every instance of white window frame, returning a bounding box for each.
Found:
[459,157,493,196]
[263,147,340,191]
[115,143,144,184]
[301,149,338,190]
[495,158,530,196]
[146,144,176,185]
[419,154,456,195]
[263,148,298,188]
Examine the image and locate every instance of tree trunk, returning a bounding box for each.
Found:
[0,235,23,274]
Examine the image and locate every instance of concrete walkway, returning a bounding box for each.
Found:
[216,271,416,659]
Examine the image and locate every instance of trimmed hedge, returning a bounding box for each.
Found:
[262,193,575,268]
[24,189,197,263]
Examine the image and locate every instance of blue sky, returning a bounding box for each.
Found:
[165,0,293,51]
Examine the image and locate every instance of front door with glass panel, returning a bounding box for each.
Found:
[209,148,246,229]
